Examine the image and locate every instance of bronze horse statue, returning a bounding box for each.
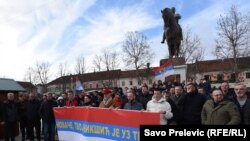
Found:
[161,7,183,58]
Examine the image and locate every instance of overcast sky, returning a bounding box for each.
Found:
[0,0,249,82]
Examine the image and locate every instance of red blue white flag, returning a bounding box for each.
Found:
[75,76,84,91]
[153,59,175,81]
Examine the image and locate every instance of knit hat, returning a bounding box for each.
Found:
[102,89,112,95]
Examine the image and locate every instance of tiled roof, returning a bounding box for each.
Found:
[0,78,26,91]
[17,81,37,90]
[48,68,156,85]
[187,57,250,74]
[48,70,121,85]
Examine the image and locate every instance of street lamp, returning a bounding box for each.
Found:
[147,63,150,84]
[70,74,73,91]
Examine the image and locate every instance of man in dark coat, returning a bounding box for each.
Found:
[40,93,57,141]
[178,83,206,124]
[124,91,143,110]
[27,93,41,141]
[18,93,29,141]
[136,85,152,110]
[233,83,250,124]
[0,100,3,122]
[2,93,20,141]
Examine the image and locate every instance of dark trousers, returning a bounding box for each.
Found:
[27,119,41,141]
[43,121,55,141]
[4,121,17,141]
[19,118,28,141]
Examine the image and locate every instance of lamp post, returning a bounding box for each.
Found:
[147,63,150,84]
[70,75,73,91]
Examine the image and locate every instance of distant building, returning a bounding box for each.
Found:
[0,78,26,101]
[47,57,250,93]
[187,57,250,88]
[17,81,37,94]
[47,59,188,93]
[48,70,121,93]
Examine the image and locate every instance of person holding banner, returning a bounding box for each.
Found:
[65,91,78,107]
[40,93,57,141]
[146,89,173,125]
[99,89,119,108]
[124,91,144,110]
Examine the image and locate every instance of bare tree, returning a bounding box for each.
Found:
[35,61,50,92]
[23,67,38,84]
[103,49,111,71]
[122,31,153,81]
[179,27,204,63]
[57,62,69,92]
[75,55,86,74]
[58,62,68,77]
[214,5,250,81]
[102,49,120,71]
[101,49,120,88]
[92,54,103,72]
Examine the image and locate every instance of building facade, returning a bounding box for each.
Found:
[47,62,188,93]
[47,57,250,93]
[187,57,250,88]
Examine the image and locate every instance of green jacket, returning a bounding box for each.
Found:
[201,100,241,125]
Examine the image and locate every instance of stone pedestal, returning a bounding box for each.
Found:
[160,57,185,66]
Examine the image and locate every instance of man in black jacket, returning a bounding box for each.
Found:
[233,83,250,125]
[178,83,206,124]
[2,93,20,141]
[40,93,57,141]
[124,91,143,110]
[27,93,41,141]
[0,100,3,121]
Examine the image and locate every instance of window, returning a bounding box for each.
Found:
[129,81,133,86]
[122,81,125,86]
[96,84,99,88]
[204,75,210,81]
[217,74,223,83]
[230,73,236,82]
[89,84,92,89]
[246,72,250,79]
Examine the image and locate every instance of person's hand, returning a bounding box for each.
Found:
[159,110,166,114]
[109,106,114,110]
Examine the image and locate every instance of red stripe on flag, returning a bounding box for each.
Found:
[153,59,173,73]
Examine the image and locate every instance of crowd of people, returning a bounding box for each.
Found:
[0,79,250,141]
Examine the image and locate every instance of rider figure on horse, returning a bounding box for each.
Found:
[161,7,183,43]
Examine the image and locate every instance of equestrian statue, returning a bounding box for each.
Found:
[161,7,183,58]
